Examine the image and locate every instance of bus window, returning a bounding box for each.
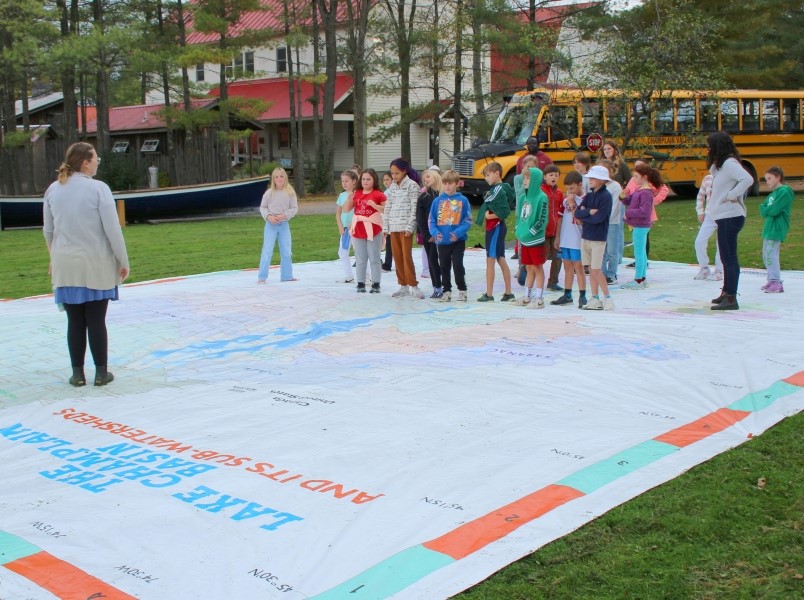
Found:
[700,99,718,131]
[762,99,780,131]
[605,100,628,136]
[677,99,696,131]
[547,105,578,142]
[721,99,738,132]
[631,99,650,133]
[741,99,759,131]
[654,99,674,133]
[581,99,603,135]
[782,99,801,131]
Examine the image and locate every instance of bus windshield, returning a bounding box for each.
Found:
[489,101,543,145]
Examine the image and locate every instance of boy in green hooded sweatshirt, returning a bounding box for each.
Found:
[759,166,794,293]
[514,167,549,308]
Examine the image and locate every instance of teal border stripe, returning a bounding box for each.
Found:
[728,380,801,412]
[312,545,454,599]
[557,440,678,494]
[0,530,41,565]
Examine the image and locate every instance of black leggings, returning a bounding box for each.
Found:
[64,300,109,368]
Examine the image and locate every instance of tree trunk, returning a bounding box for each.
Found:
[93,0,110,155]
[57,0,78,145]
[319,0,339,192]
[453,0,463,154]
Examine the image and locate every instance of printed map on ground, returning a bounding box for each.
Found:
[1,251,801,599]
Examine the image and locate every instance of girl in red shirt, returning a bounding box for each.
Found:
[344,169,387,293]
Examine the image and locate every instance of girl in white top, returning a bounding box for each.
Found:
[693,174,722,280]
[335,170,358,283]
[257,167,298,283]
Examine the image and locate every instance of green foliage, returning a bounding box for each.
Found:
[96,152,142,191]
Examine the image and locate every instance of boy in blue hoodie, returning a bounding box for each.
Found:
[430,170,473,302]
[574,164,613,310]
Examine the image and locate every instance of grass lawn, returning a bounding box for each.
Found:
[1,195,802,598]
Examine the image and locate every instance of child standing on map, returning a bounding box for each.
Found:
[385,158,425,299]
[429,170,473,302]
[574,165,613,310]
[551,171,587,308]
[759,166,794,293]
[344,169,386,293]
[258,167,298,284]
[335,170,358,283]
[475,162,515,302]
[693,173,722,281]
[513,167,549,308]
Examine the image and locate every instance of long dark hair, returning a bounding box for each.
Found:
[632,163,663,188]
[390,157,422,186]
[706,131,740,170]
[361,168,380,191]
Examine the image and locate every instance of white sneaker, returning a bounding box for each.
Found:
[514,297,530,306]
[527,298,545,309]
[438,291,452,302]
[457,290,467,302]
[694,266,711,280]
[391,286,410,297]
[409,286,425,299]
[707,270,723,281]
[582,298,604,310]
[603,297,615,311]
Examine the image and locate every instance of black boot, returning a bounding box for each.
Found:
[94,366,115,386]
[711,290,727,304]
[711,294,739,311]
[69,367,86,387]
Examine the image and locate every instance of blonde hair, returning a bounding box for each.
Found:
[423,168,443,194]
[520,155,538,169]
[58,142,96,184]
[269,167,297,197]
[441,169,461,184]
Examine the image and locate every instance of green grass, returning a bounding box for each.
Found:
[1,195,802,598]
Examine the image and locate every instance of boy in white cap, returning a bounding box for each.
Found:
[573,164,614,310]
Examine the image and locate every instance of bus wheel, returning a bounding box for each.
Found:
[669,184,698,198]
[742,162,760,197]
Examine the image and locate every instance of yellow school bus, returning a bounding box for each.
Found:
[452,87,804,198]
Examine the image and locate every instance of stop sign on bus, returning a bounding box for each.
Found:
[586,133,603,153]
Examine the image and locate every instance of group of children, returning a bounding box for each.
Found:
[332,152,794,307]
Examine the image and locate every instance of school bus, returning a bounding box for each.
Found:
[452,87,804,199]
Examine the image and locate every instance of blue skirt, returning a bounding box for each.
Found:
[55,286,119,305]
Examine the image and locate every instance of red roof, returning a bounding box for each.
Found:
[185,0,358,45]
[83,99,217,134]
[208,74,354,122]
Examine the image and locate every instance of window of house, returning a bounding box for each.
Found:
[141,139,160,153]
[112,141,129,153]
[195,64,205,82]
[278,124,290,148]
[276,47,287,74]
[226,52,255,78]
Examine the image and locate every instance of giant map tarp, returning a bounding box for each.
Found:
[1,252,801,599]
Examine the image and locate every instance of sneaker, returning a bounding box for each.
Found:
[760,282,771,291]
[578,295,588,309]
[477,293,495,302]
[430,289,444,299]
[410,286,426,299]
[457,290,468,302]
[605,277,617,285]
[356,283,366,293]
[551,295,573,306]
[706,270,723,281]
[513,297,530,306]
[527,298,545,309]
[510,252,519,260]
[370,283,381,293]
[257,279,266,284]
[603,297,615,311]
[583,298,604,310]
[438,291,452,302]
[391,286,410,297]
[694,266,711,280]
[584,266,590,274]
[622,280,647,290]
[547,283,564,292]
[500,293,516,302]
[338,278,354,283]
[626,262,635,269]
[765,281,784,293]
[421,272,430,279]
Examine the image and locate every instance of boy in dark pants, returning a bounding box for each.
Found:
[429,170,473,302]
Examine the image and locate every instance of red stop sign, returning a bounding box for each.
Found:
[586,133,603,153]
